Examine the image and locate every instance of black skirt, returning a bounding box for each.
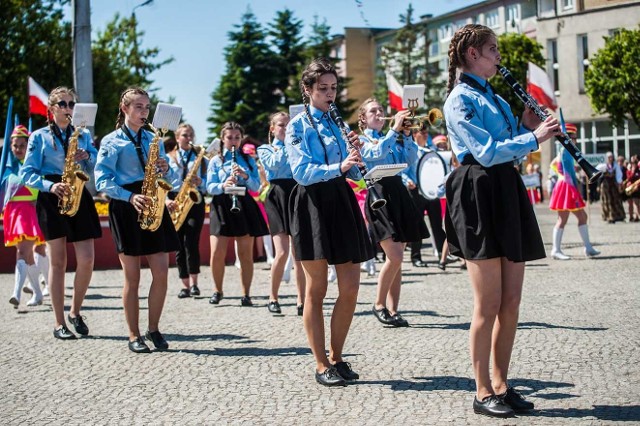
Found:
[209,191,269,237]
[289,176,374,265]
[36,174,102,242]
[365,175,430,244]
[108,181,179,256]
[264,178,296,236]
[444,158,545,262]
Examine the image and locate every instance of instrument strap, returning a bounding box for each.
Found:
[181,149,194,180]
[459,74,513,138]
[121,126,147,171]
[51,123,72,155]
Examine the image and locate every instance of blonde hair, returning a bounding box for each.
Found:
[267,112,289,144]
[176,123,196,141]
[356,97,379,133]
[446,24,496,96]
[115,87,149,129]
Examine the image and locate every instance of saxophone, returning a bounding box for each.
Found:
[59,116,89,216]
[625,178,640,196]
[170,144,211,231]
[139,119,173,231]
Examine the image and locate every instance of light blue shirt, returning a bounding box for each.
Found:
[206,148,260,195]
[94,127,177,202]
[257,139,294,181]
[444,72,538,167]
[284,105,360,186]
[360,128,417,173]
[20,126,97,192]
[168,147,208,193]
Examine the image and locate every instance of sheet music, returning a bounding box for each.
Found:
[364,163,408,180]
[71,103,98,127]
[152,103,182,131]
[402,85,425,109]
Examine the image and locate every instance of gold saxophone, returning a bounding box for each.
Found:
[59,116,89,216]
[625,179,640,196]
[139,120,173,231]
[170,144,212,231]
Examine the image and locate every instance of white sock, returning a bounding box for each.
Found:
[551,226,564,254]
[26,264,43,300]
[578,224,600,255]
[34,251,49,287]
[13,259,28,301]
[263,234,274,263]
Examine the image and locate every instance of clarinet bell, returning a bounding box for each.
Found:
[369,187,387,210]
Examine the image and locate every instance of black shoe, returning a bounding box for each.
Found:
[372,306,394,325]
[412,259,428,268]
[297,304,304,316]
[240,295,253,306]
[473,395,515,418]
[128,337,151,353]
[444,254,460,264]
[437,262,446,271]
[390,313,409,327]
[267,300,281,314]
[178,288,191,298]
[189,285,200,296]
[209,291,223,304]
[499,387,534,412]
[334,361,359,381]
[145,330,169,351]
[315,366,346,387]
[68,314,89,336]
[53,325,77,340]
[460,263,467,270]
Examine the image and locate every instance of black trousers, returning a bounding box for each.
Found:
[175,199,205,279]
[408,188,446,261]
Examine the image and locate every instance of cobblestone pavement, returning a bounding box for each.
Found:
[1,203,639,425]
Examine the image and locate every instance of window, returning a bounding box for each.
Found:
[439,24,454,41]
[486,9,500,29]
[538,0,555,17]
[562,0,574,10]
[547,39,559,95]
[577,34,589,93]
[507,4,520,25]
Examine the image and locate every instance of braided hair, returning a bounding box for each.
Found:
[47,87,77,136]
[356,97,378,134]
[446,24,496,96]
[267,111,289,144]
[116,87,149,129]
[299,57,338,131]
[219,121,253,172]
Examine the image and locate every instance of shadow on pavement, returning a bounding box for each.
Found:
[526,405,640,421]
[409,321,607,331]
[164,333,249,342]
[176,346,312,357]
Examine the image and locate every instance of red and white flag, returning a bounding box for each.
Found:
[386,71,403,111]
[527,62,557,111]
[28,76,49,117]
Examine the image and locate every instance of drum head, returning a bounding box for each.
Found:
[417,150,449,199]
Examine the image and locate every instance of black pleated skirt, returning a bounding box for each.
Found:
[444,158,545,262]
[289,176,374,265]
[36,174,102,242]
[365,175,430,244]
[264,178,296,236]
[108,181,179,256]
[209,191,269,237]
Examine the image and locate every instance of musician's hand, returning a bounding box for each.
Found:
[156,158,169,174]
[232,164,248,180]
[533,115,561,144]
[393,110,412,133]
[340,149,362,174]
[406,180,416,190]
[522,106,544,130]
[50,182,71,199]
[223,176,237,187]
[346,130,362,149]
[74,148,90,161]
[130,194,149,214]
[190,175,202,186]
[165,199,178,213]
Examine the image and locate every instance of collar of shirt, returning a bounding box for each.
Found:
[309,105,330,123]
[364,128,384,140]
[272,139,285,149]
[462,72,488,91]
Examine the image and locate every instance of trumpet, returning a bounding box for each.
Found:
[381,108,444,130]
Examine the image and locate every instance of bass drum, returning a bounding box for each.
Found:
[417,150,452,200]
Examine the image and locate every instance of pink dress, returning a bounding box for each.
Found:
[3,185,45,246]
[347,178,368,220]
[549,159,585,211]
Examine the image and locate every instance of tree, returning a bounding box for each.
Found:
[268,9,306,108]
[585,26,640,128]
[0,0,72,131]
[208,8,282,140]
[91,13,174,137]
[492,32,545,118]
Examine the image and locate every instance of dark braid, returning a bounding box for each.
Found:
[218,121,245,166]
[299,58,337,136]
[116,87,149,129]
[446,24,496,96]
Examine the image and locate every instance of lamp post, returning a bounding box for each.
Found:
[72,0,93,102]
[131,0,154,78]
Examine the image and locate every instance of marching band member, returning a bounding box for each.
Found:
[357,98,426,328]
[598,151,626,223]
[444,24,559,417]
[21,87,101,340]
[257,112,306,316]
[206,122,268,307]
[3,125,45,308]
[285,57,373,386]
[95,87,179,353]
[549,123,600,259]
[166,123,207,298]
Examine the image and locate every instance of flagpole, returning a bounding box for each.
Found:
[1,97,15,182]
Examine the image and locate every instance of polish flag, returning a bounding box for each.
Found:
[28,77,49,117]
[527,62,557,111]
[386,72,403,111]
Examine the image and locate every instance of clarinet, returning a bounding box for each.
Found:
[328,102,386,210]
[229,146,241,213]
[496,65,602,183]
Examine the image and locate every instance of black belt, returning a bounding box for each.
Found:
[461,155,480,166]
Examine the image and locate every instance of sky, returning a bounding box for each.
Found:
[76,0,480,140]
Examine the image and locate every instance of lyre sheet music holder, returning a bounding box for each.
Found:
[364,163,408,181]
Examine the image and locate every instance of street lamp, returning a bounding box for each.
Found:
[131,1,154,78]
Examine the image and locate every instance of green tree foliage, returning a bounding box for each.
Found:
[492,32,545,118]
[92,13,173,137]
[585,26,640,128]
[208,8,282,140]
[268,9,306,107]
[0,0,72,131]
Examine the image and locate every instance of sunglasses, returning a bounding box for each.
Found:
[56,100,76,109]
